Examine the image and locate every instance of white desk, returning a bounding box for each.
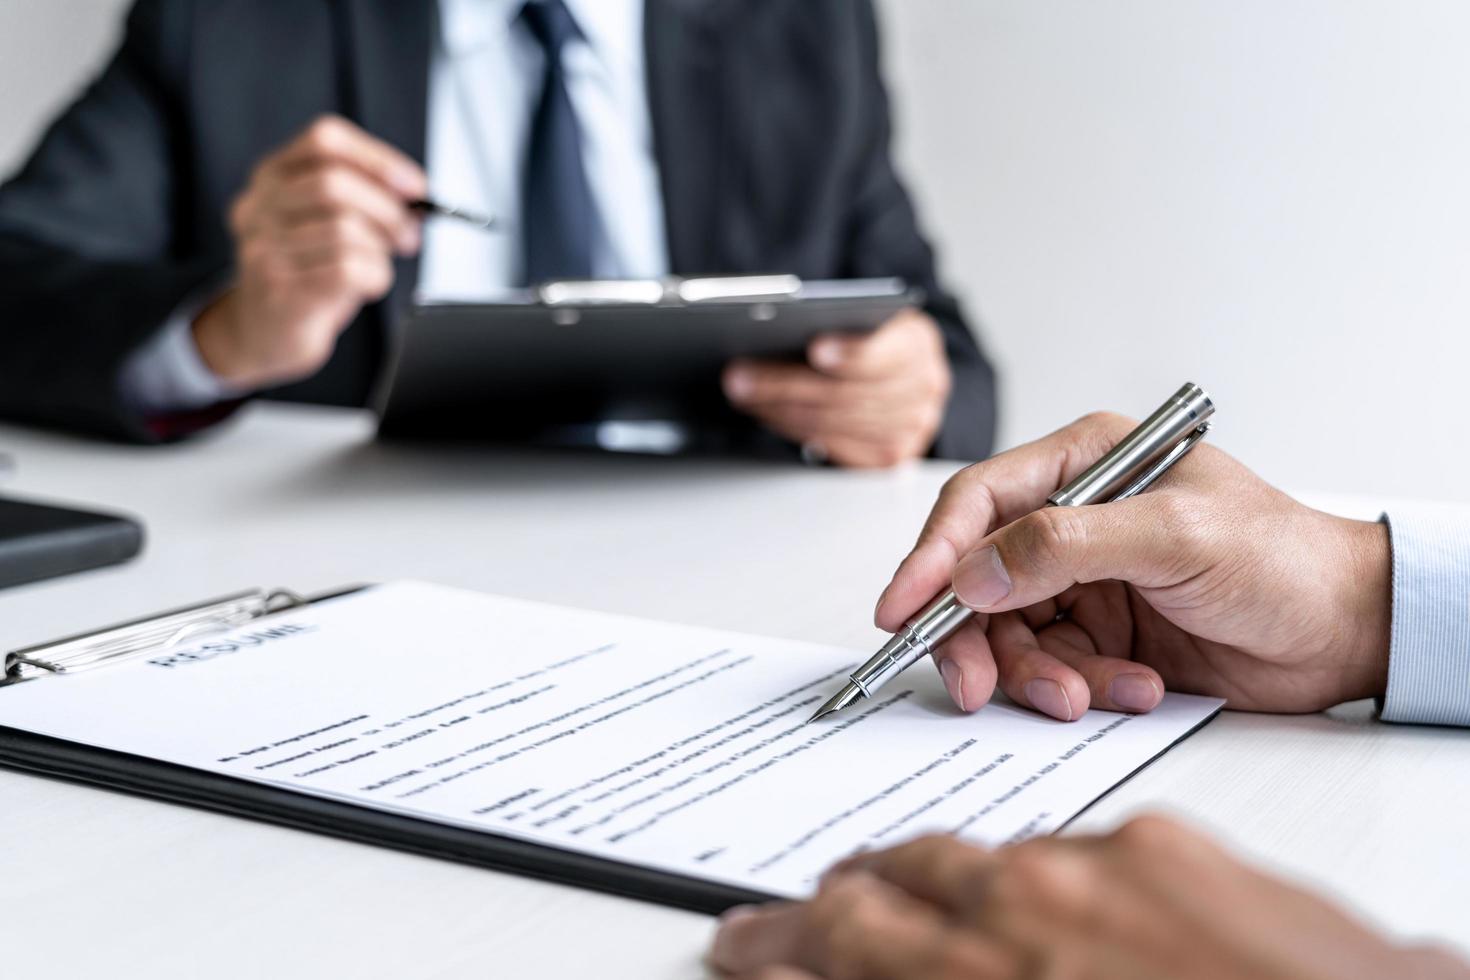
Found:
[0,404,1465,977]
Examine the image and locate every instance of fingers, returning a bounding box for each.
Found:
[951,493,1208,616]
[274,213,393,268]
[727,968,821,980]
[1037,621,1164,714]
[986,613,1091,720]
[928,616,1000,713]
[261,114,426,199]
[985,613,1159,719]
[806,309,944,382]
[874,413,1139,632]
[723,361,847,409]
[237,166,420,256]
[723,360,941,469]
[709,872,1006,980]
[829,835,997,914]
[245,216,394,302]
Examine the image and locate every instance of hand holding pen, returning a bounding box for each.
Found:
[192,115,493,394]
[828,391,1394,723]
[813,384,1215,721]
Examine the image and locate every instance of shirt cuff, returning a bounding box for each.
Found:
[118,298,243,413]
[1380,506,1470,727]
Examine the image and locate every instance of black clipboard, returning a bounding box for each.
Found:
[375,276,919,448]
[0,586,774,915]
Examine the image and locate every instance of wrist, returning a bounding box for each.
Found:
[192,290,263,388]
[1332,516,1392,701]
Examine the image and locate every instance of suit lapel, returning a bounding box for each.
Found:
[337,0,433,312]
[645,0,728,275]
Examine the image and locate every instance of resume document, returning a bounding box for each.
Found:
[0,582,1222,897]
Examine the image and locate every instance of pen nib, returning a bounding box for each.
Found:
[807,682,864,724]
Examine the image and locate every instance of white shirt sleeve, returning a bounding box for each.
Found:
[1380,505,1470,727]
[117,300,244,413]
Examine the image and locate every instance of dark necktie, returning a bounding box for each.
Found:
[520,0,595,284]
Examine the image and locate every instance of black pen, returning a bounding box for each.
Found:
[408,198,497,231]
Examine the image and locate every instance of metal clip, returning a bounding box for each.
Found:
[3,588,307,685]
[1111,422,1213,502]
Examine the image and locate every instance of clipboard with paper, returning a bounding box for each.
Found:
[0,580,1222,913]
[375,276,919,449]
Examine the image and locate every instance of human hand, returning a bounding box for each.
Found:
[708,817,1466,980]
[193,115,427,389]
[875,412,1392,719]
[722,308,951,469]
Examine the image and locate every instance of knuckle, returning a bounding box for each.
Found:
[329,214,358,245]
[1076,410,1136,439]
[322,259,354,291]
[995,841,1099,917]
[941,460,986,499]
[366,259,394,299]
[290,333,335,371]
[227,196,252,236]
[1153,491,1211,548]
[238,238,271,270]
[304,114,342,150]
[312,168,349,205]
[814,878,895,972]
[807,875,872,940]
[1112,813,1194,855]
[1020,508,1086,570]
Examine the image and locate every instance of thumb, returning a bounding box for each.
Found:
[952,497,1199,613]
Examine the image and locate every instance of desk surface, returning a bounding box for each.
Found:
[0,405,1465,978]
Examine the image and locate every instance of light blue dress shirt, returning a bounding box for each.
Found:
[119,0,665,412]
[1382,506,1470,727]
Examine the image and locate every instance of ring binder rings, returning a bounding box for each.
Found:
[3,588,309,685]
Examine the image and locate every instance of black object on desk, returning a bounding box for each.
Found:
[375,275,918,451]
[0,495,144,590]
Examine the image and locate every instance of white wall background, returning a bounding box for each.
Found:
[3,2,1468,499]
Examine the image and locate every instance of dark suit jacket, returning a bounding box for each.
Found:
[0,0,997,460]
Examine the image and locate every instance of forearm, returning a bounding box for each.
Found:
[0,234,226,441]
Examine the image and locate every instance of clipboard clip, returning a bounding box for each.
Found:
[536,275,804,308]
[3,588,308,685]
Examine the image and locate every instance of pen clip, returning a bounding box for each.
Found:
[1110,422,1211,501]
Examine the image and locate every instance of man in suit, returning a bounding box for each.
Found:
[0,0,997,467]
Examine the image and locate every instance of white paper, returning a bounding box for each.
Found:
[0,582,1222,897]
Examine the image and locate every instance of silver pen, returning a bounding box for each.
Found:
[809,382,1216,723]
[408,198,497,231]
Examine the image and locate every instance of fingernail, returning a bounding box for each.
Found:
[939,659,967,712]
[811,339,844,370]
[723,368,753,402]
[1109,674,1161,712]
[953,546,1012,609]
[1025,678,1073,721]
